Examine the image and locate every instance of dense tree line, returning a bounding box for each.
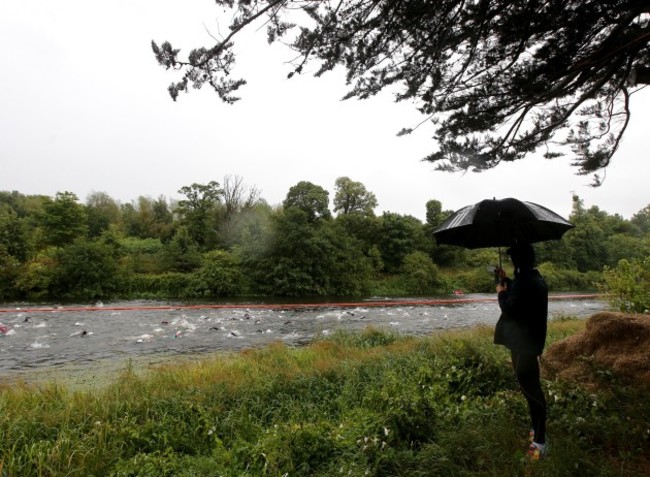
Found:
[0,177,648,302]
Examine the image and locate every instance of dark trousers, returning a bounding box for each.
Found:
[511,351,546,444]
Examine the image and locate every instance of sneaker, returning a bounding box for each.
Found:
[527,442,548,462]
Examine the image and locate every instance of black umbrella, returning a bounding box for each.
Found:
[432,197,574,250]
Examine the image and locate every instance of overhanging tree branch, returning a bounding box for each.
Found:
[154,0,650,181]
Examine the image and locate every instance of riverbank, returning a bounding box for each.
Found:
[1,351,220,391]
[1,317,648,476]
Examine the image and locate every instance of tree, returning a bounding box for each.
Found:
[193,250,248,296]
[161,226,203,273]
[600,257,650,313]
[153,1,650,182]
[631,204,650,235]
[218,175,263,247]
[378,212,426,273]
[41,192,87,247]
[401,251,442,294]
[425,199,462,267]
[221,174,262,219]
[565,195,608,271]
[283,181,332,222]
[48,239,122,299]
[150,195,175,240]
[333,176,378,216]
[0,211,32,262]
[86,191,121,238]
[252,207,372,296]
[176,181,224,248]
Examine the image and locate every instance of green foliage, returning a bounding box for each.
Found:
[119,237,165,274]
[449,267,496,294]
[333,176,378,216]
[600,257,650,313]
[85,191,121,238]
[283,181,332,222]
[378,212,426,273]
[1,186,648,300]
[401,251,442,294]
[537,262,601,292]
[154,1,648,177]
[0,245,21,300]
[3,323,649,476]
[248,208,373,296]
[127,272,195,297]
[0,211,33,261]
[14,248,58,299]
[161,227,203,273]
[176,181,223,248]
[41,191,88,247]
[48,239,123,299]
[605,233,649,267]
[191,250,248,297]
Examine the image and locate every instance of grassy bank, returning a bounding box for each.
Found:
[1,319,648,476]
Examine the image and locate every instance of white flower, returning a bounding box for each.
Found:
[383,427,390,436]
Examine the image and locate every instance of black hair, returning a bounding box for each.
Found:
[507,242,535,269]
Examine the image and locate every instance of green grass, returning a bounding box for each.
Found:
[1,320,648,476]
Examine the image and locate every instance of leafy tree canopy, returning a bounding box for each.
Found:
[333,176,378,216]
[153,1,650,183]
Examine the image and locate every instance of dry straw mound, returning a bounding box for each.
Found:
[543,312,650,388]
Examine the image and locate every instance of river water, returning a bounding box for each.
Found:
[0,294,606,380]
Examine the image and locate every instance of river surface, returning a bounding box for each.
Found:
[0,294,606,380]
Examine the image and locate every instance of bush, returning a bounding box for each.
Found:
[599,257,650,313]
[191,250,248,297]
[401,251,442,294]
[128,272,196,297]
[47,239,123,299]
[537,262,601,291]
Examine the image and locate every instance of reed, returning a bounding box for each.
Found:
[1,320,647,476]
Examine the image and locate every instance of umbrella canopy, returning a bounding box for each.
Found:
[432,198,574,249]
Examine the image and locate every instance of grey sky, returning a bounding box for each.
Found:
[1,0,648,221]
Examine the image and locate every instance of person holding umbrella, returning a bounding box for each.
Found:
[433,198,573,461]
[495,242,548,461]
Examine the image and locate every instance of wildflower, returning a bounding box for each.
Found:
[383,427,390,436]
[461,395,467,401]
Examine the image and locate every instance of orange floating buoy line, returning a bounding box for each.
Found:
[0,294,602,314]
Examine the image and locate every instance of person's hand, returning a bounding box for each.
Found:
[496,282,507,293]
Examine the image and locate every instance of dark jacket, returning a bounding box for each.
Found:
[494,268,548,356]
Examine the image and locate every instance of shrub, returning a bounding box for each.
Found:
[128,272,195,297]
[191,250,248,297]
[599,257,650,313]
[401,251,442,294]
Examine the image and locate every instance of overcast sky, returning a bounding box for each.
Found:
[1,0,649,222]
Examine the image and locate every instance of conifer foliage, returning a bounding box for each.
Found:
[153,1,650,181]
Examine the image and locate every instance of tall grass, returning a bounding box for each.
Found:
[1,321,648,476]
